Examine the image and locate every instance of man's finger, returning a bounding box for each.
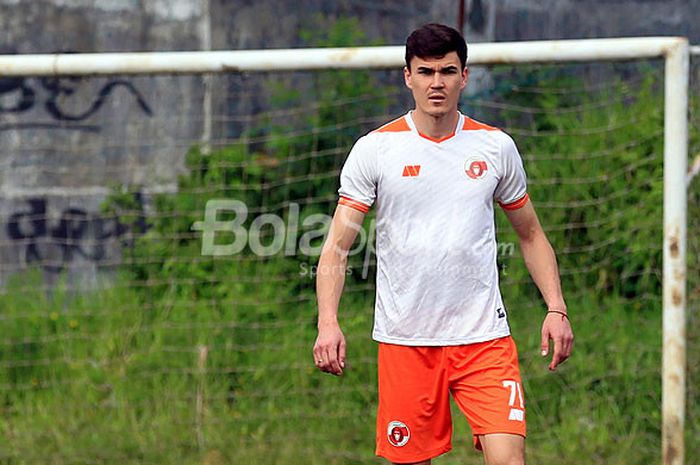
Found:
[313,346,322,368]
[558,326,573,362]
[562,338,572,360]
[339,340,346,369]
[540,328,550,356]
[548,355,560,371]
[323,347,342,376]
[548,351,561,370]
[549,336,565,370]
[331,345,343,375]
[322,347,334,371]
[316,345,331,371]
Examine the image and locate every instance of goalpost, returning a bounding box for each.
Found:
[0,37,690,464]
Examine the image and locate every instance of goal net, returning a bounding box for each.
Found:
[0,45,695,464]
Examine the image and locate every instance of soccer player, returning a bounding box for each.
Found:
[313,23,573,465]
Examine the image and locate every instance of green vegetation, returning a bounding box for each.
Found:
[1,23,699,465]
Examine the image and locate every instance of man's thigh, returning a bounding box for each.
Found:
[478,433,525,465]
[447,336,526,450]
[376,343,452,464]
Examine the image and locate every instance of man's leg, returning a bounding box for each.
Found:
[376,344,453,463]
[478,433,525,465]
[447,337,527,463]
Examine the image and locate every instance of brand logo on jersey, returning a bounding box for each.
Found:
[402,165,421,177]
[387,420,410,447]
[464,158,488,179]
[496,307,506,318]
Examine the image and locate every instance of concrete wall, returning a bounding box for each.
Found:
[0,0,206,286]
[209,0,700,51]
[490,0,700,43]
[0,0,697,287]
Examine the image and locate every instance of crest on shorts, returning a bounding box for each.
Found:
[387,420,410,447]
[464,157,488,180]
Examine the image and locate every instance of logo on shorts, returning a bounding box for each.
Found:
[464,157,488,180]
[387,420,410,447]
[508,408,525,421]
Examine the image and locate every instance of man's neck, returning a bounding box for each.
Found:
[411,109,460,140]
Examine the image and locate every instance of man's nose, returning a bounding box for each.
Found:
[430,72,444,87]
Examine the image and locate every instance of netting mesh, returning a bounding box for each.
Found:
[686,52,700,463]
[0,57,696,464]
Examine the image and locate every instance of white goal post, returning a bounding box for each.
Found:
[0,37,689,465]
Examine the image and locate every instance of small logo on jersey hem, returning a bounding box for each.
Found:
[464,157,488,179]
[387,420,410,447]
[402,165,421,177]
[496,307,506,318]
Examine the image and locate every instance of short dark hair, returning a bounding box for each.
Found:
[405,23,468,70]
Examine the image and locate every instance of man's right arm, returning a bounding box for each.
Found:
[313,204,366,376]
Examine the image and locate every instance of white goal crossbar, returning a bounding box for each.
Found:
[0,37,689,465]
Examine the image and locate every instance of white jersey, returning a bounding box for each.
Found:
[338,111,529,346]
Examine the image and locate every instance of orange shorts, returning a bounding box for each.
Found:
[375,336,526,463]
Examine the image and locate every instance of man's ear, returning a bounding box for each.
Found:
[403,66,413,90]
[461,67,469,90]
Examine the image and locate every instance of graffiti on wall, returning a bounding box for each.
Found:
[6,196,148,273]
[0,50,155,274]
[0,75,153,129]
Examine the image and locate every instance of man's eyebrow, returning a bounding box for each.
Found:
[414,64,460,72]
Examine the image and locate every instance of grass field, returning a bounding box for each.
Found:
[0,265,697,464]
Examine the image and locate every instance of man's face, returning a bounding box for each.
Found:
[404,51,468,119]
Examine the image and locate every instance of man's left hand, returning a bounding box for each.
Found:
[540,311,574,371]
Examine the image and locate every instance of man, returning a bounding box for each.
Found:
[313,23,573,465]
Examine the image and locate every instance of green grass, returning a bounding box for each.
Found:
[0,267,696,465]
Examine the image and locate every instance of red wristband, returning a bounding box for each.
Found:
[547,310,569,320]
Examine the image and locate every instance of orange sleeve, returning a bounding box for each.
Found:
[498,193,530,211]
[338,196,371,214]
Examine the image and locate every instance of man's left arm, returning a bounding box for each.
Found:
[504,199,574,371]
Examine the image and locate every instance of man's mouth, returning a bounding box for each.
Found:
[428,94,446,102]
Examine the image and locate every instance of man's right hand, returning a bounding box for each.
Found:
[313,322,346,376]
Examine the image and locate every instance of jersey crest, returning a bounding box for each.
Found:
[464,157,488,180]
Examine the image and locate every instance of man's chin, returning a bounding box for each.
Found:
[426,108,449,119]
[415,103,455,119]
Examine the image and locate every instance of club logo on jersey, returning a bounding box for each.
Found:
[387,420,410,447]
[464,158,488,179]
[402,165,421,177]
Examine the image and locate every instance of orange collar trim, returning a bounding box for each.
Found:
[408,111,461,143]
[417,130,457,143]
